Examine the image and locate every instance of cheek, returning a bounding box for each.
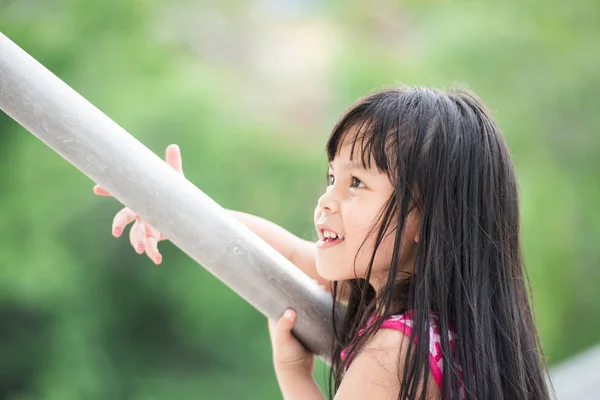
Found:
[344,207,378,239]
[316,215,387,281]
[317,232,395,282]
[352,228,396,273]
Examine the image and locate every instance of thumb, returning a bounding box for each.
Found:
[276,309,297,341]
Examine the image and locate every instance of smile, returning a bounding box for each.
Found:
[316,223,345,249]
[316,236,345,249]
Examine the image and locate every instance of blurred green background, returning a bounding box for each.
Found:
[1,0,599,398]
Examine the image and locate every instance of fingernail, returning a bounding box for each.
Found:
[284,309,294,320]
[113,227,122,237]
[155,255,162,264]
[135,242,144,254]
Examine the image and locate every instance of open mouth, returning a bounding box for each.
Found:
[317,228,345,248]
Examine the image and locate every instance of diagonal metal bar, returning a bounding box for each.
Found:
[0,32,343,363]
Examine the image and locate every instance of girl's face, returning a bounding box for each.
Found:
[313,142,420,291]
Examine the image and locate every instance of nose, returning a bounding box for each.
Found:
[317,186,340,214]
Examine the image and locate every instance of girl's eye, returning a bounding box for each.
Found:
[327,174,335,186]
[351,177,365,188]
[327,174,365,188]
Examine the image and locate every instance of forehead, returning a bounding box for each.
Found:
[327,117,399,178]
[329,143,380,175]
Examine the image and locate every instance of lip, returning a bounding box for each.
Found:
[316,223,345,249]
[316,223,343,237]
[316,237,345,249]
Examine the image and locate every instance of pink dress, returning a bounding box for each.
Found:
[340,311,465,399]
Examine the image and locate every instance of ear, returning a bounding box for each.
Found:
[407,208,421,244]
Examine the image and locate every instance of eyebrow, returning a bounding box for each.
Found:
[329,161,377,174]
[329,161,361,170]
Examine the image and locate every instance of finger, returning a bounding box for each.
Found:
[93,184,112,196]
[144,235,161,264]
[112,207,137,238]
[166,144,184,176]
[129,218,147,254]
[276,309,297,339]
[144,222,164,243]
[267,311,294,342]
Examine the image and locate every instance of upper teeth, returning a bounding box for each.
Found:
[323,230,343,240]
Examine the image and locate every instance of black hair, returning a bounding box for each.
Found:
[325,86,551,399]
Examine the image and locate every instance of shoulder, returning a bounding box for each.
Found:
[380,312,452,390]
[335,312,443,400]
[335,328,409,399]
[335,328,441,400]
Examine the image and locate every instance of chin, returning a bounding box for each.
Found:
[316,261,335,281]
[316,261,350,282]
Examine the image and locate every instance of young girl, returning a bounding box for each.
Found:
[94,86,551,399]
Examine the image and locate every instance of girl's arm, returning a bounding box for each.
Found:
[275,369,326,400]
[269,309,326,400]
[96,144,333,290]
[229,210,330,291]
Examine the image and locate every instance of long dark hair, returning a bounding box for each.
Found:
[325,86,551,399]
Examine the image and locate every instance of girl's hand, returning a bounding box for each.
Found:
[268,308,315,376]
[93,144,184,265]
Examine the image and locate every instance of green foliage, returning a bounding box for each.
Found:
[1,0,598,398]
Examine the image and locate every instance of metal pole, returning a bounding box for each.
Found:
[0,32,342,362]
